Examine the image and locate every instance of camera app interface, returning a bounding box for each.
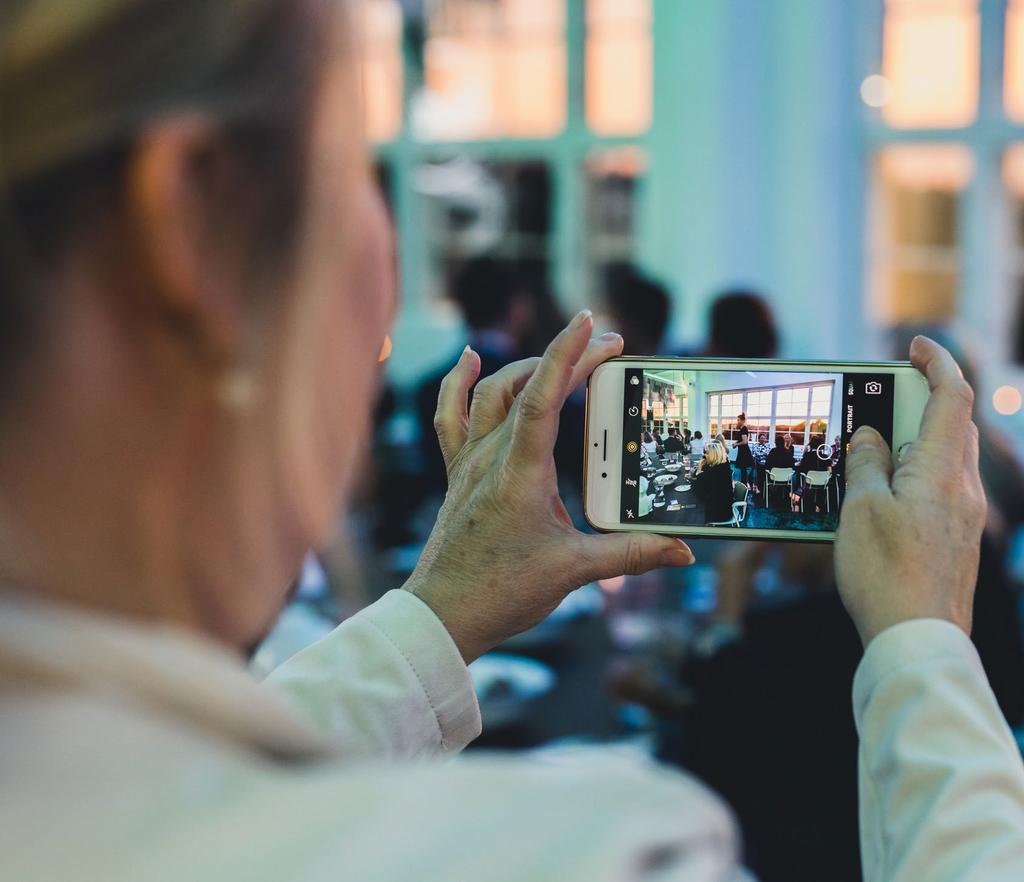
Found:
[620,368,894,532]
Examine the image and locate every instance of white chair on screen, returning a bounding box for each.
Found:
[801,470,833,513]
[765,467,795,510]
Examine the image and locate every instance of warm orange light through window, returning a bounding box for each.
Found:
[586,0,653,136]
[1007,0,1024,121]
[414,0,566,141]
[362,0,404,143]
[878,143,975,191]
[1005,144,1024,199]
[882,0,979,128]
[870,144,973,326]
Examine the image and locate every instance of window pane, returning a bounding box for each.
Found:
[416,158,552,306]
[363,0,404,142]
[870,144,972,326]
[586,0,652,135]
[1007,0,1024,121]
[414,0,566,140]
[1005,146,1024,365]
[586,147,647,303]
[882,0,979,128]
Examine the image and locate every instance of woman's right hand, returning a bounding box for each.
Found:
[834,337,987,646]
[403,311,696,663]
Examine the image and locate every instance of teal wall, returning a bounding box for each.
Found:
[640,0,866,359]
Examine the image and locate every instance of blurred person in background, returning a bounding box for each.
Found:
[602,262,672,356]
[703,290,780,359]
[414,257,585,503]
[414,256,531,500]
[691,430,706,457]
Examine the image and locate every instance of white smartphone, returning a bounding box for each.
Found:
[584,357,930,542]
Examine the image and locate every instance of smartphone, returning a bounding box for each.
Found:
[583,358,929,542]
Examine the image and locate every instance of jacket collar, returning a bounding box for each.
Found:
[0,591,330,762]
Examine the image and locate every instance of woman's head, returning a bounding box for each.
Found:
[703,443,727,468]
[774,433,784,448]
[784,434,793,447]
[694,431,702,440]
[736,412,746,425]
[758,432,767,444]
[643,432,653,443]
[0,0,397,646]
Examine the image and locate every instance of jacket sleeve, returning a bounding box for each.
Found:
[854,619,1024,881]
[264,589,481,761]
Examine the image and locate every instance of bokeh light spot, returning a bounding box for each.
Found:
[861,74,893,108]
[992,385,1022,416]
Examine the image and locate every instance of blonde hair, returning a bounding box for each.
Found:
[0,0,338,380]
[703,442,728,468]
[0,0,332,183]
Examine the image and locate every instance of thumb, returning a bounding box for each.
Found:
[576,532,695,583]
[844,426,893,497]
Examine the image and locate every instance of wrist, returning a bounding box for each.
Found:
[854,606,972,648]
[401,577,488,664]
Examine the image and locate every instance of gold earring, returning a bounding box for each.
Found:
[378,335,393,363]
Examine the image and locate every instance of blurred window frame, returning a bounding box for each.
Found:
[364,0,655,383]
[862,0,1024,420]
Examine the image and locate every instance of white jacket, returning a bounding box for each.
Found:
[1,589,1021,881]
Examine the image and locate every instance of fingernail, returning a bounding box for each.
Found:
[850,425,877,450]
[599,332,622,343]
[571,309,593,329]
[667,539,695,565]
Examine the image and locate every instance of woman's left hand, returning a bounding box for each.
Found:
[403,311,695,663]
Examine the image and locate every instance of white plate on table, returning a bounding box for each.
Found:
[675,484,691,492]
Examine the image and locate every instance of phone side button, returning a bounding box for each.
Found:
[897,442,913,462]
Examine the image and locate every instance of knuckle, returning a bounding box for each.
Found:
[474,373,498,397]
[971,490,988,523]
[951,380,975,411]
[437,369,457,397]
[517,387,551,423]
[622,537,646,575]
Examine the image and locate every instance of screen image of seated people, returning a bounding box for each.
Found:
[619,368,894,531]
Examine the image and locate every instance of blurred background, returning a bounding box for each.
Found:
[256,2,1024,879]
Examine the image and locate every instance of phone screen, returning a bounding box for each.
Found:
[619,367,894,533]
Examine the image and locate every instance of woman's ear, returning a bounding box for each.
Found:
[124,117,247,365]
